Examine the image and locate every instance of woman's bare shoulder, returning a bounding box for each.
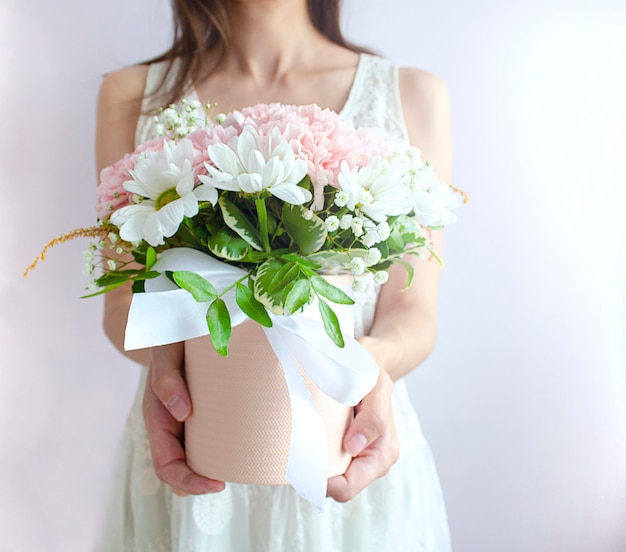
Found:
[397,67,452,180]
[99,64,150,106]
[96,65,150,172]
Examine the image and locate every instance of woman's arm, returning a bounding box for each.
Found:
[96,66,224,495]
[327,68,452,501]
[95,66,152,366]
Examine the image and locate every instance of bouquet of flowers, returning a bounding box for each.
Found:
[24,99,464,509]
[81,100,462,355]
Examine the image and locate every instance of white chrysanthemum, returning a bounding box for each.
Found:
[336,161,412,223]
[200,126,311,205]
[388,147,460,227]
[324,215,339,232]
[350,257,366,276]
[110,139,215,247]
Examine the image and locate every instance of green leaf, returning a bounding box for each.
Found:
[310,275,355,305]
[254,258,291,314]
[280,253,321,270]
[394,259,415,289]
[80,280,127,298]
[96,269,140,287]
[284,278,312,314]
[131,279,145,294]
[267,262,300,293]
[219,196,263,251]
[236,283,273,327]
[305,249,368,273]
[172,271,218,302]
[387,226,405,251]
[206,299,231,356]
[145,247,157,271]
[282,204,327,255]
[207,228,250,261]
[318,299,345,348]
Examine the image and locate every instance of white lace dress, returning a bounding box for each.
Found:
[100,54,452,552]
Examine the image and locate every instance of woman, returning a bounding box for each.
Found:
[97,0,453,550]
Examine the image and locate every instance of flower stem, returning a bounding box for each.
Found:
[255,198,271,253]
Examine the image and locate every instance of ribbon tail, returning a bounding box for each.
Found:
[263,326,328,512]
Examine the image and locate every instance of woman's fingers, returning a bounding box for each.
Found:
[143,366,225,495]
[327,370,399,502]
[149,343,191,422]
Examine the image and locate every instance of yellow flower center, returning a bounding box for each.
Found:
[155,188,180,210]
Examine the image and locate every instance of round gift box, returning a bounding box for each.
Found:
[184,277,356,485]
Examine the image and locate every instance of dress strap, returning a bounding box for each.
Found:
[340,54,410,144]
[134,61,189,147]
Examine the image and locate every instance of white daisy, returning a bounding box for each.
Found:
[200,126,311,205]
[110,139,214,246]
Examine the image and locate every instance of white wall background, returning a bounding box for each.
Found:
[1,0,625,551]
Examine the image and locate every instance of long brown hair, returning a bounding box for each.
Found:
[142,0,371,111]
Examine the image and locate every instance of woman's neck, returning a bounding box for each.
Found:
[219,0,325,85]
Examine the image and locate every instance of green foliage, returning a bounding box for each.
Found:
[206,299,231,356]
[208,228,251,261]
[235,283,272,327]
[282,204,327,254]
[219,196,263,251]
[310,276,354,305]
[284,278,312,314]
[318,299,345,348]
[172,271,218,302]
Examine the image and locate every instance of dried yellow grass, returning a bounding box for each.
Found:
[23,225,114,278]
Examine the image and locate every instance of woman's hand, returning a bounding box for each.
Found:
[142,342,225,496]
[326,337,400,502]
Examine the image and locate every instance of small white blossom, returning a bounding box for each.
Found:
[374,270,389,284]
[339,214,353,230]
[215,113,226,124]
[96,240,106,250]
[352,279,367,292]
[364,247,382,267]
[361,231,380,248]
[83,248,95,261]
[302,209,313,221]
[377,221,391,241]
[107,232,119,244]
[324,215,339,232]
[115,247,124,255]
[107,259,117,271]
[334,190,349,208]
[351,217,364,237]
[350,257,366,276]
[82,261,95,277]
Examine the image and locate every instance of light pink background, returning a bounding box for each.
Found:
[1,1,625,550]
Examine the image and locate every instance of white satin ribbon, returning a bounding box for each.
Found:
[125,247,379,511]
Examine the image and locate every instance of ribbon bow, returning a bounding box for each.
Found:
[124,248,379,510]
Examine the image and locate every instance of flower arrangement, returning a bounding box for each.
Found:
[26,100,464,355]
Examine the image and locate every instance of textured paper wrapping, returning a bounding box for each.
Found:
[184,277,355,485]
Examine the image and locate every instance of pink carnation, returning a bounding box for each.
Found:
[222,103,389,209]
